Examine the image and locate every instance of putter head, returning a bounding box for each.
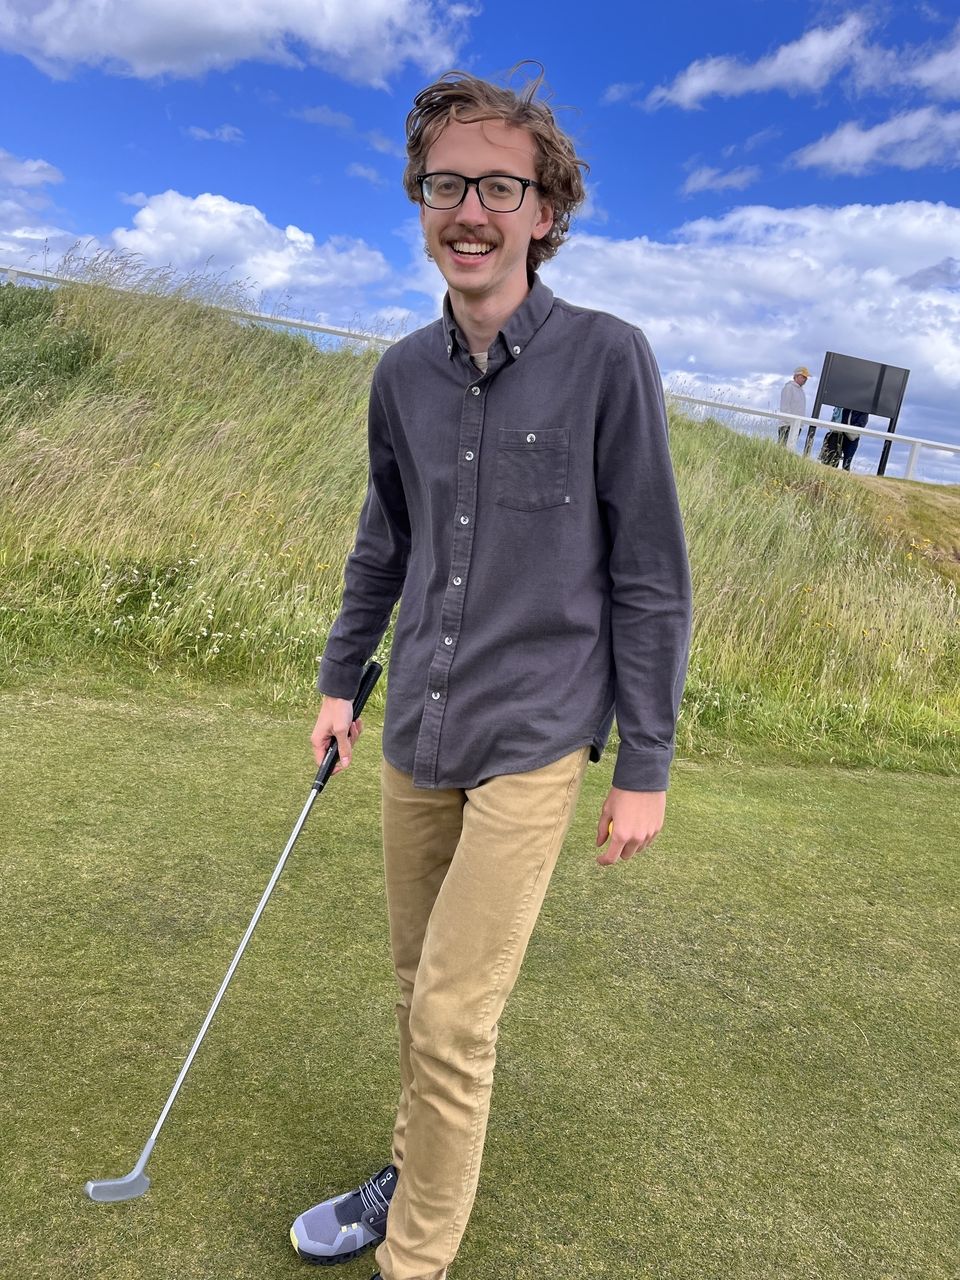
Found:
[84,1170,151,1202]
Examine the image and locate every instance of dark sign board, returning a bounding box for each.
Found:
[817,351,909,419]
[809,351,910,475]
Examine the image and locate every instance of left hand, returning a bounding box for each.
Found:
[595,788,666,866]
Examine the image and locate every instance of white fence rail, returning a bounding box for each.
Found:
[0,264,395,349]
[4,263,957,484]
[668,394,960,485]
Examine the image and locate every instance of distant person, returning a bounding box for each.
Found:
[820,406,867,471]
[778,365,810,446]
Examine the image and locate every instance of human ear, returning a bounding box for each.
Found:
[532,199,554,242]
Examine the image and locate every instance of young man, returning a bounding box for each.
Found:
[290,70,692,1280]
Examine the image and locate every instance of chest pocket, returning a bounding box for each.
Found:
[494,427,570,512]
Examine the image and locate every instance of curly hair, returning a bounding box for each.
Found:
[403,65,588,274]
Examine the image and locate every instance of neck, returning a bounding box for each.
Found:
[448,278,531,354]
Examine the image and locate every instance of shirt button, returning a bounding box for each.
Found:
[513,345,521,355]
[431,691,441,701]
[444,636,453,646]
[464,451,474,461]
[459,515,469,525]
[452,575,462,586]
[526,433,536,443]
[470,386,480,396]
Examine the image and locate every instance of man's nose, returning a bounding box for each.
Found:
[459,183,488,221]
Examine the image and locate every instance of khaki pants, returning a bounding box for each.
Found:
[375,748,590,1280]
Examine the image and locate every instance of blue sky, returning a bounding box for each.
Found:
[2,1,959,479]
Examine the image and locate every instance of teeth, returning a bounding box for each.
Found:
[452,241,493,256]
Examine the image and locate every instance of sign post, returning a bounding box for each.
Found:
[804,352,910,476]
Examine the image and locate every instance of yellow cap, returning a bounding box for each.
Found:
[794,365,811,377]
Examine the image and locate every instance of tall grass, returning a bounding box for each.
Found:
[669,420,958,767]
[1,263,376,690]
[1,261,957,769]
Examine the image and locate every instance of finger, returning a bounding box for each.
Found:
[596,815,613,848]
[334,727,352,769]
[597,831,627,866]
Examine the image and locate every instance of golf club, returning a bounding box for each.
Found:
[84,660,383,1203]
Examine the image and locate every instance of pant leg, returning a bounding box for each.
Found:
[380,759,466,1171]
[377,748,589,1280]
[841,434,859,471]
[820,431,842,466]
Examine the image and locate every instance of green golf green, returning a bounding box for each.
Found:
[1,680,956,1280]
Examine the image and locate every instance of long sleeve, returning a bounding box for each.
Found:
[317,371,411,700]
[594,328,693,791]
[780,381,805,420]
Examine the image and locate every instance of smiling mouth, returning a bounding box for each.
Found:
[449,240,495,257]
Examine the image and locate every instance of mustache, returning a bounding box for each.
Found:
[441,231,499,247]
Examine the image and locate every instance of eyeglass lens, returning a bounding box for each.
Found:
[421,173,529,211]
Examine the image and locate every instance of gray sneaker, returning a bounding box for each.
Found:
[290,1164,397,1265]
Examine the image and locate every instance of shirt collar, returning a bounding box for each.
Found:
[443,275,555,362]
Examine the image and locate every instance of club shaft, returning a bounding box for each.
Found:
[139,659,382,1153]
[92,659,383,1195]
[141,786,319,1153]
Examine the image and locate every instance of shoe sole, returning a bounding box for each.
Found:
[290,1224,380,1266]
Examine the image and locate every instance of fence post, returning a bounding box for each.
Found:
[905,442,921,481]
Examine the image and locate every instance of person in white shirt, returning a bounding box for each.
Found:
[778,365,810,446]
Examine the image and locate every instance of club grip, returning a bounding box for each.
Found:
[312,660,383,792]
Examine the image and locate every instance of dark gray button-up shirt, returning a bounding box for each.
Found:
[318,278,691,792]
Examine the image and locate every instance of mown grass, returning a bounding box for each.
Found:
[1,263,958,773]
[1,681,957,1280]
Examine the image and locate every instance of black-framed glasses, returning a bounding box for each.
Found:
[417,172,541,213]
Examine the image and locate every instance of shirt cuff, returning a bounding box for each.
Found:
[317,655,364,701]
[612,744,674,792]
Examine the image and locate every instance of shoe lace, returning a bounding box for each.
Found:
[359,1170,393,1217]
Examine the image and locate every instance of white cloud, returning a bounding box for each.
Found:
[901,256,960,290]
[681,165,761,196]
[792,107,960,174]
[366,129,406,159]
[645,16,960,116]
[646,14,869,109]
[296,107,406,159]
[722,127,781,160]
[574,183,608,226]
[369,304,416,338]
[909,22,960,99]
[185,124,245,144]
[348,163,387,186]
[540,200,960,459]
[0,146,79,268]
[110,190,390,309]
[0,0,471,87]
[0,147,63,188]
[601,82,642,105]
[742,126,781,153]
[295,105,355,131]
